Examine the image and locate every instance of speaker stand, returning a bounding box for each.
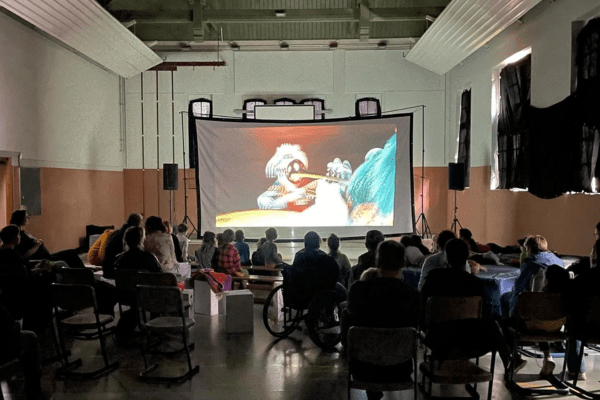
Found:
[415,106,432,238]
[180,111,198,238]
[450,190,462,234]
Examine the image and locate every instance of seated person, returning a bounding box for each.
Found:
[328,234,351,289]
[87,228,114,266]
[459,228,491,253]
[259,227,284,268]
[418,230,456,291]
[113,227,162,272]
[411,234,431,256]
[103,213,144,278]
[144,216,177,272]
[176,224,189,262]
[218,229,245,277]
[11,210,85,269]
[289,231,340,306]
[196,231,217,270]
[234,229,252,266]
[400,235,426,268]
[164,221,183,263]
[251,238,267,266]
[350,230,384,285]
[501,235,564,318]
[0,303,48,400]
[342,240,419,400]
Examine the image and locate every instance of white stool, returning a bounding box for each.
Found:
[194,280,219,316]
[225,289,254,333]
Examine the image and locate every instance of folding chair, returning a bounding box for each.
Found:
[51,283,119,379]
[347,327,417,400]
[561,296,600,398]
[136,285,199,384]
[113,269,144,316]
[506,292,569,395]
[419,296,497,400]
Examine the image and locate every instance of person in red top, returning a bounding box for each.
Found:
[218,229,245,276]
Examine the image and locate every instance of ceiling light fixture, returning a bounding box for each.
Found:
[275,10,286,17]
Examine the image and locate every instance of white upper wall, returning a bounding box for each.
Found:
[124,49,447,169]
[0,11,122,170]
[445,0,600,167]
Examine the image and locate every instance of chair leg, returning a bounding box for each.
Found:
[487,351,496,400]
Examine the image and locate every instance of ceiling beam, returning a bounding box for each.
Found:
[148,61,226,71]
[359,1,370,42]
[192,1,203,41]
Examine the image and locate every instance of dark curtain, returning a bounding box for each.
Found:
[187,101,198,169]
[497,54,531,190]
[457,89,471,188]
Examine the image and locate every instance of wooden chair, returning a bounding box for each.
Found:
[51,283,119,379]
[347,327,417,400]
[419,296,497,400]
[561,296,600,398]
[506,292,569,395]
[136,285,199,384]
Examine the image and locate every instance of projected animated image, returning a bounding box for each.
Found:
[217,133,396,227]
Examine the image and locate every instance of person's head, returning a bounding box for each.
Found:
[595,222,600,240]
[163,221,173,234]
[145,216,166,234]
[444,238,470,270]
[544,264,570,294]
[459,228,472,241]
[435,230,456,252]
[176,224,188,235]
[524,235,548,256]
[126,213,143,228]
[257,237,267,249]
[216,233,224,247]
[9,210,28,227]
[399,235,413,247]
[222,229,235,244]
[123,226,145,251]
[201,231,216,252]
[365,230,384,252]
[0,225,20,247]
[327,234,340,255]
[265,227,278,241]
[304,231,321,250]
[235,230,245,242]
[411,234,423,246]
[376,240,406,272]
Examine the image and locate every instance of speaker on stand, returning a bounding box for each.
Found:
[448,163,465,234]
[163,163,178,223]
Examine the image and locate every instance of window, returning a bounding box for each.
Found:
[301,98,325,120]
[274,98,296,105]
[243,99,267,120]
[457,89,471,188]
[355,98,381,118]
[190,98,212,118]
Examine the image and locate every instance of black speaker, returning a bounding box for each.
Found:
[448,163,465,191]
[163,163,179,190]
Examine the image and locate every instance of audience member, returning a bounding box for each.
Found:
[411,234,431,256]
[234,229,252,266]
[114,227,162,273]
[164,220,183,263]
[196,231,217,270]
[259,227,284,268]
[328,233,351,289]
[459,228,491,253]
[87,227,114,266]
[176,224,189,261]
[11,210,85,270]
[290,231,340,305]
[251,238,267,266]
[350,230,384,285]
[418,230,457,291]
[342,240,419,400]
[592,222,600,268]
[400,235,426,268]
[218,229,245,277]
[103,213,143,278]
[501,235,564,318]
[0,303,48,400]
[144,216,177,272]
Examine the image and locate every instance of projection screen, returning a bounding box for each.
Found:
[194,114,414,240]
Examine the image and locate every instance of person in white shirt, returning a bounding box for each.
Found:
[176,224,189,261]
[418,230,457,291]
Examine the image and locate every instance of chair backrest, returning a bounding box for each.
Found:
[59,267,96,286]
[530,270,546,292]
[133,272,178,288]
[0,264,29,319]
[516,292,566,321]
[347,327,417,366]
[114,269,144,305]
[425,296,482,327]
[136,285,183,316]
[51,283,97,312]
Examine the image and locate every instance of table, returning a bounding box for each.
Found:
[231,274,283,291]
[403,265,520,316]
